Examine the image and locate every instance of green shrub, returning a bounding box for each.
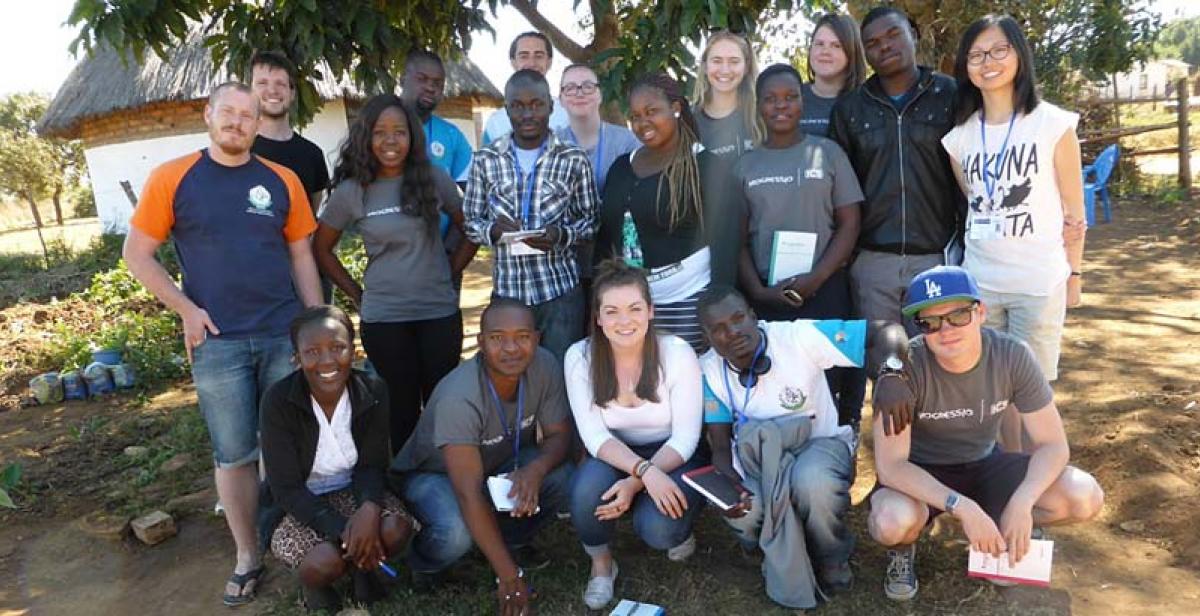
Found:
[333,234,367,314]
[71,186,97,219]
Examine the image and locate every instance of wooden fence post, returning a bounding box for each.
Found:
[1179,78,1192,192]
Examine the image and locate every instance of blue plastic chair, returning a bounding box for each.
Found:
[1082,144,1119,226]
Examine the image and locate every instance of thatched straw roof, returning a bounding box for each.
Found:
[39,28,501,139]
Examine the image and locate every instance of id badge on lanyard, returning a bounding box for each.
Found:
[972,112,1017,242]
[968,215,1004,241]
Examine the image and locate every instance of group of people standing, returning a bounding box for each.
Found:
[123,6,1105,613]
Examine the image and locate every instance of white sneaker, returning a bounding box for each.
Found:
[583,561,618,610]
[667,533,696,562]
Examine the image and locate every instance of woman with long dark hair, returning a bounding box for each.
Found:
[563,260,704,610]
[314,95,476,453]
[800,13,867,137]
[594,73,739,353]
[943,15,1086,383]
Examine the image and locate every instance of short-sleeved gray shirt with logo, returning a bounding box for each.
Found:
[695,110,754,160]
[390,348,570,476]
[319,168,462,323]
[732,135,863,282]
[907,328,1054,465]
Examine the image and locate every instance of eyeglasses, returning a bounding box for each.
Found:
[913,302,978,334]
[966,43,1012,66]
[561,82,599,96]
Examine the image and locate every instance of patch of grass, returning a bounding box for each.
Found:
[259,509,1040,616]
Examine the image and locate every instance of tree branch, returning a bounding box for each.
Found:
[508,0,589,63]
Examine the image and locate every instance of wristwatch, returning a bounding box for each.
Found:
[878,355,904,378]
[945,491,961,515]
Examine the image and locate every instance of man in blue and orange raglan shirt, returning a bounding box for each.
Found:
[123,81,322,608]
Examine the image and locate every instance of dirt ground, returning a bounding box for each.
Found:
[1,195,1198,615]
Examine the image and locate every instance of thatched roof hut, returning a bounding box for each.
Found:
[39,29,501,143]
[38,29,500,233]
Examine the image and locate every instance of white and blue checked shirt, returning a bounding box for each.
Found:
[463,133,599,305]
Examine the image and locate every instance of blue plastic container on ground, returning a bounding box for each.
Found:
[83,362,115,397]
[91,348,123,365]
[60,370,88,400]
[110,363,136,389]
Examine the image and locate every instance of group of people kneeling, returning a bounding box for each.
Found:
[260,262,1103,613]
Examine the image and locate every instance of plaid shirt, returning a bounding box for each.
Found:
[463,132,599,305]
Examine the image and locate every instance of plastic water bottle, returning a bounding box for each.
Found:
[82,362,115,397]
[29,372,64,405]
[60,370,88,400]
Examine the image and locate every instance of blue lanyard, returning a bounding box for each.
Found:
[566,124,605,188]
[720,333,766,436]
[511,142,545,227]
[979,112,1017,210]
[486,375,526,472]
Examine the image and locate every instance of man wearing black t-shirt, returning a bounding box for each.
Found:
[249,51,332,301]
[249,51,330,213]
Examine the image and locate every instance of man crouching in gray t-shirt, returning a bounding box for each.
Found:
[388,298,573,615]
[867,266,1103,602]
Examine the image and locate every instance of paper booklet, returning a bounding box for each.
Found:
[681,465,742,511]
[610,599,665,616]
[486,475,539,515]
[500,230,545,256]
[767,231,817,285]
[967,539,1054,586]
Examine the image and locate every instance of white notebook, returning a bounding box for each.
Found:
[967,539,1054,586]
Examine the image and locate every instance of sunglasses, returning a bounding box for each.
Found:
[913,302,978,334]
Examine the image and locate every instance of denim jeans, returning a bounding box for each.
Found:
[399,446,574,574]
[530,285,585,363]
[979,281,1067,381]
[569,442,705,551]
[724,437,855,567]
[191,334,294,468]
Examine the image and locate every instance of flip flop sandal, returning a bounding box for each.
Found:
[222,565,265,607]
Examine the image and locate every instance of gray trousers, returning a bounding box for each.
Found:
[850,250,944,334]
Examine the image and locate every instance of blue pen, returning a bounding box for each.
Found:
[378,562,398,578]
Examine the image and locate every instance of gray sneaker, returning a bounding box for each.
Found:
[884,544,918,601]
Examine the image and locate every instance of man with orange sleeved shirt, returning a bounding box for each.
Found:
[123,81,322,608]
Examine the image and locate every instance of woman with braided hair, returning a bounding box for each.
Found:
[594,73,739,353]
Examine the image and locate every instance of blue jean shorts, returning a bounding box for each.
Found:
[191,335,294,468]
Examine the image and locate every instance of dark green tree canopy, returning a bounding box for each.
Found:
[67,0,1161,123]
[1155,16,1200,67]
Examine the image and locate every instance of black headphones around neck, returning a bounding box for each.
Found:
[725,328,771,387]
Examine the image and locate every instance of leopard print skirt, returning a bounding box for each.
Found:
[270,489,413,569]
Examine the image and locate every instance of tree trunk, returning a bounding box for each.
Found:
[52,184,64,226]
[26,190,43,228]
[25,190,50,269]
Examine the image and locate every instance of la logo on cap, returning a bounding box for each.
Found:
[925,279,942,298]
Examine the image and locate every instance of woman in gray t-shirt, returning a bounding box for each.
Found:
[314,94,476,453]
[734,64,866,427]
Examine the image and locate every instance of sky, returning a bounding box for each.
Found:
[2,0,1198,98]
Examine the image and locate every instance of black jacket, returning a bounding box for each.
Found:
[829,67,965,255]
[260,368,390,541]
